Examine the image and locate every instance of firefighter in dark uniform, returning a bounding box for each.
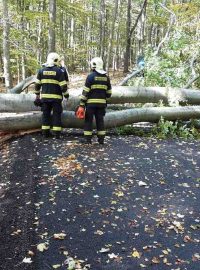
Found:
[79,57,112,144]
[34,52,69,139]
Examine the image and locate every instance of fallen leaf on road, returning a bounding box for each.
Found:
[108,253,118,259]
[152,257,160,264]
[22,257,33,264]
[99,248,110,253]
[138,181,148,186]
[132,249,141,258]
[52,264,61,269]
[54,233,67,240]
[37,242,49,252]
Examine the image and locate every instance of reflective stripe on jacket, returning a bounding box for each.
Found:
[80,71,112,107]
[34,66,68,100]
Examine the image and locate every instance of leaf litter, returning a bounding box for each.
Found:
[0,134,200,269]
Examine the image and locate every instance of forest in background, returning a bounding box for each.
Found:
[0,0,200,91]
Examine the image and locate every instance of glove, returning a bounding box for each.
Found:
[75,106,85,119]
[64,93,69,100]
[34,98,42,107]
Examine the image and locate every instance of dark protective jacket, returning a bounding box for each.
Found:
[80,71,112,108]
[60,66,69,84]
[35,65,68,101]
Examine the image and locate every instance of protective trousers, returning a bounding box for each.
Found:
[41,101,62,136]
[84,107,106,143]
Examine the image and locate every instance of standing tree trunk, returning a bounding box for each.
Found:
[69,0,75,70]
[124,0,147,73]
[36,0,46,64]
[2,0,13,90]
[113,0,121,74]
[48,0,56,53]
[106,0,119,74]
[137,1,147,56]
[123,0,131,73]
[99,0,106,59]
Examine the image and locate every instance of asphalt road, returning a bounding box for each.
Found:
[0,131,199,270]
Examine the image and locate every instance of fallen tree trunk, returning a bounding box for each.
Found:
[9,75,36,93]
[1,106,200,131]
[1,86,200,112]
[0,93,80,112]
[118,69,144,86]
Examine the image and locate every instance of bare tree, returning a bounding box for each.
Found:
[2,0,13,90]
[48,0,56,53]
[154,3,176,56]
[124,0,148,73]
[106,0,119,74]
[99,0,106,59]
[123,0,131,73]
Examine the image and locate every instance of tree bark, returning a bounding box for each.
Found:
[1,87,200,112]
[2,0,13,90]
[118,69,144,86]
[123,0,131,73]
[106,0,119,73]
[154,3,176,56]
[9,76,36,93]
[124,0,147,73]
[48,0,56,53]
[1,106,200,131]
[99,0,106,58]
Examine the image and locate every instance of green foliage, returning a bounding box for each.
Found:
[115,118,200,140]
[139,35,200,88]
[1,0,200,87]
[149,15,168,26]
[152,116,200,139]
[132,0,200,89]
[170,3,199,22]
[115,125,147,137]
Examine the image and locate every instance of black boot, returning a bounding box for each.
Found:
[42,130,51,138]
[54,132,61,139]
[98,136,104,145]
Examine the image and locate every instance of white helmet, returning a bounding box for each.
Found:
[90,57,106,74]
[46,52,60,67]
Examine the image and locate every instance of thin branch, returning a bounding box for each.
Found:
[184,75,199,89]
[130,0,148,37]
[184,54,199,88]
[9,75,36,93]
[154,3,176,56]
[119,68,144,86]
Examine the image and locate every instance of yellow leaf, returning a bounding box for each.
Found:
[152,257,160,264]
[111,200,117,204]
[115,191,124,197]
[52,264,61,269]
[132,250,141,258]
[163,258,168,264]
[140,264,147,268]
[37,243,48,252]
[53,233,66,240]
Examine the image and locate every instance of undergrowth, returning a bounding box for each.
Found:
[115,117,200,140]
